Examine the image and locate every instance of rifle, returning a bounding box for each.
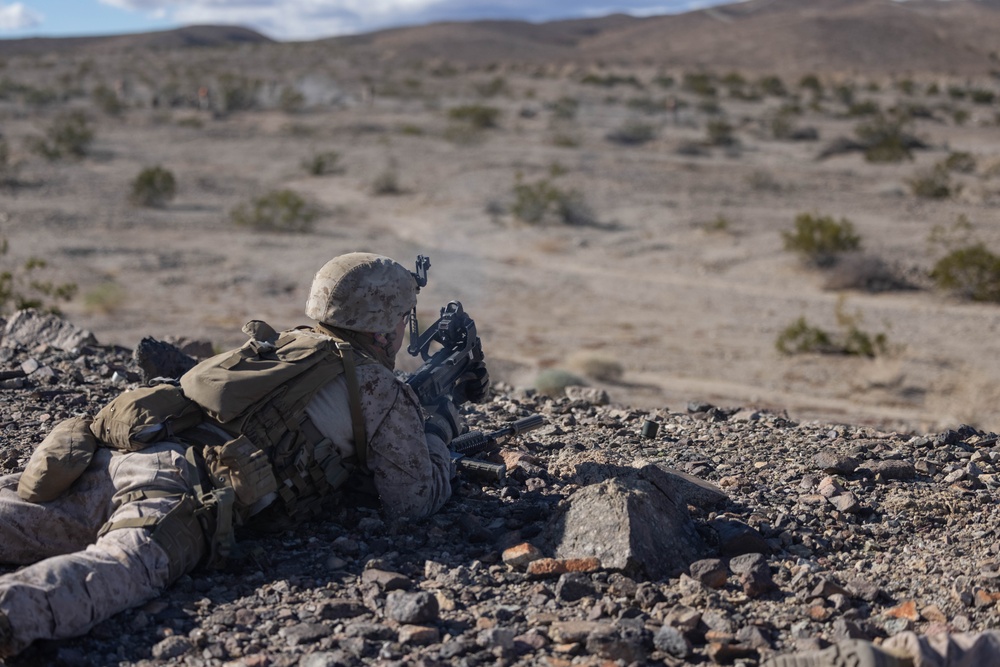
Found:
[448,415,547,483]
[405,299,485,408]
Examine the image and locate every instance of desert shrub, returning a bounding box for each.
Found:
[906,166,954,199]
[580,73,642,89]
[83,281,126,315]
[279,86,305,113]
[448,104,500,129]
[698,99,722,114]
[474,76,508,98]
[510,176,596,226]
[605,120,657,146]
[27,111,94,160]
[846,100,880,117]
[947,86,967,100]
[705,119,736,146]
[746,170,781,192]
[566,352,624,382]
[930,244,1000,302]
[701,214,733,233]
[834,84,855,106]
[371,164,403,196]
[92,84,124,116]
[782,213,861,267]
[951,108,970,126]
[302,151,343,176]
[654,74,676,88]
[548,96,579,120]
[896,79,917,95]
[776,304,889,358]
[799,74,823,95]
[397,124,424,136]
[129,166,177,207]
[627,96,667,115]
[230,189,318,233]
[218,74,259,112]
[683,72,716,97]
[854,115,913,163]
[534,368,587,397]
[822,254,912,293]
[927,83,940,96]
[775,316,834,355]
[550,131,580,148]
[757,75,787,97]
[0,238,78,315]
[970,89,996,105]
[941,151,976,174]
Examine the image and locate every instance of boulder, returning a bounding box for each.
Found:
[2,309,97,351]
[547,471,706,579]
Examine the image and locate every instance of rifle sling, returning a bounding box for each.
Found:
[335,342,368,469]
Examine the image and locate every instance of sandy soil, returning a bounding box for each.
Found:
[3,63,1000,433]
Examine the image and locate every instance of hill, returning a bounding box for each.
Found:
[0,25,271,58]
[2,1,999,74]
[321,0,1000,74]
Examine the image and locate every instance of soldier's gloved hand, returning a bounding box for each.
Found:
[453,362,490,405]
[424,397,463,445]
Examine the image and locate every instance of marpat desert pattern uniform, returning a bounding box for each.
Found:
[0,252,470,657]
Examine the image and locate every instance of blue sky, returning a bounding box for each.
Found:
[0,0,737,41]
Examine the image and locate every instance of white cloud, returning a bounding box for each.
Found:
[96,0,736,40]
[0,2,43,31]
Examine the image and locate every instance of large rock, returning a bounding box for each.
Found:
[547,467,707,579]
[2,309,97,351]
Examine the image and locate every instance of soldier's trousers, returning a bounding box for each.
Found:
[0,442,206,654]
[884,630,1000,667]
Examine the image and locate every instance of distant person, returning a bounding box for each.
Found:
[0,252,488,657]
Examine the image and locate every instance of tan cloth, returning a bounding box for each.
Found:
[884,630,1000,667]
[305,362,453,519]
[0,443,204,653]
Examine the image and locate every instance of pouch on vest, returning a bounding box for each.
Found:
[180,327,340,424]
[91,384,204,451]
[18,416,99,502]
[202,434,278,519]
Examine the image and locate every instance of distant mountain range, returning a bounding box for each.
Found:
[2,0,1000,75]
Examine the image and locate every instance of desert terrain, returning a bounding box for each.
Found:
[2,0,1000,437]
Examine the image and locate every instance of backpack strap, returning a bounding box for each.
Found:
[336,341,369,468]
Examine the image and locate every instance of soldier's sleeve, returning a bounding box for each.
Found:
[357,365,453,519]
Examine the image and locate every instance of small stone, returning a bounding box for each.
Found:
[886,600,919,621]
[828,492,861,513]
[151,636,193,660]
[361,569,411,590]
[503,542,544,569]
[654,625,691,657]
[873,460,916,481]
[527,557,601,577]
[281,622,332,646]
[920,604,948,623]
[548,621,607,643]
[555,572,598,602]
[384,590,439,624]
[689,558,728,589]
[814,451,858,474]
[318,599,367,620]
[398,624,440,645]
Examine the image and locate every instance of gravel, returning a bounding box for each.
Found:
[2,316,1000,667]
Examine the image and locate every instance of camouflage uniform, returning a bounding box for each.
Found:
[764,631,1000,666]
[0,253,468,657]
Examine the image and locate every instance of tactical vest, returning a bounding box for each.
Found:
[178,320,377,523]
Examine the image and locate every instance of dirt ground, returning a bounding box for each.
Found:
[3,57,1000,434]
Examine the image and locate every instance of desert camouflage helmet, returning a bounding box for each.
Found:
[305,252,418,333]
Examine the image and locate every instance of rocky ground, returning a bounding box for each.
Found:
[2,311,1000,667]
